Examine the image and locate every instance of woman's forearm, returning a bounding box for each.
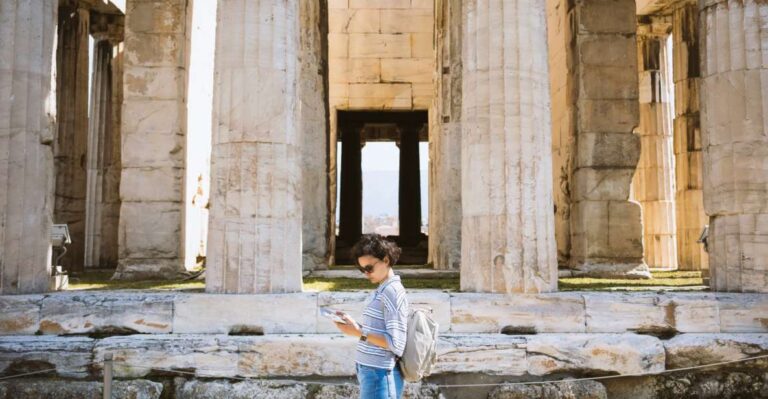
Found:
[354,329,389,350]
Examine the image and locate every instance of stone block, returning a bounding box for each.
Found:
[0,379,163,399]
[578,99,638,133]
[328,34,348,58]
[175,380,308,399]
[434,335,527,375]
[584,293,672,334]
[664,333,768,368]
[411,33,433,58]
[122,99,183,135]
[120,167,183,202]
[328,0,347,9]
[380,10,432,33]
[121,131,183,168]
[572,168,635,201]
[118,202,181,259]
[489,381,607,399]
[576,0,635,34]
[349,0,411,8]
[576,132,640,168]
[717,294,768,332]
[381,59,434,83]
[348,83,412,109]
[411,0,433,9]
[526,333,665,376]
[349,34,411,58]
[124,66,184,100]
[450,293,586,333]
[0,295,41,335]
[579,35,637,67]
[658,293,720,333]
[38,293,174,335]
[173,293,318,334]
[580,66,638,100]
[328,9,379,33]
[0,336,94,379]
[606,201,644,259]
[126,0,185,34]
[124,33,185,67]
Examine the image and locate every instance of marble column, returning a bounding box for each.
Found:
[701,0,768,292]
[206,0,304,293]
[673,2,708,271]
[84,18,123,270]
[54,4,90,273]
[632,24,678,269]
[0,0,57,294]
[429,0,462,270]
[460,0,558,293]
[398,125,422,245]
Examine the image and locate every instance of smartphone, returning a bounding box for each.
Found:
[319,307,348,324]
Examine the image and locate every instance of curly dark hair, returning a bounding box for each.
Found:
[350,234,402,267]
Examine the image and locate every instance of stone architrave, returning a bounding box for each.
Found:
[206,0,305,293]
[632,22,678,269]
[701,0,768,292]
[0,0,57,294]
[460,0,558,293]
[429,0,462,270]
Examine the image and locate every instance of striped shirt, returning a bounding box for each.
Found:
[356,275,409,370]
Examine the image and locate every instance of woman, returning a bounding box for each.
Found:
[335,234,410,399]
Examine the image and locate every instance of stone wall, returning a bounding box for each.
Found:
[328,0,434,111]
[115,0,189,279]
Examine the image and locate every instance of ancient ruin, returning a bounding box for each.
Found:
[1,0,767,397]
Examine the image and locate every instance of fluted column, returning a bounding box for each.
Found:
[84,19,123,270]
[54,4,90,273]
[206,0,303,293]
[0,0,57,294]
[429,0,462,270]
[673,2,708,271]
[632,24,678,269]
[701,0,768,292]
[460,0,557,293]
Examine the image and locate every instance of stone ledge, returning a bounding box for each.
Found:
[0,379,162,399]
[1,291,767,336]
[1,333,665,379]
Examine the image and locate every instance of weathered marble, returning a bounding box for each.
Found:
[450,293,586,333]
[38,293,174,335]
[489,381,607,399]
[206,0,303,293]
[435,335,527,376]
[115,0,188,280]
[0,295,42,335]
[664,333,768,368]
[0,0,57,294]
[584,293,674,334]
[0,336,94,379]
[173,293,318,334]
[460,0,558,293]
[701,0,768,292]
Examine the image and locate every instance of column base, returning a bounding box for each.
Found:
[112,259,186,280]
[562,261,651,279]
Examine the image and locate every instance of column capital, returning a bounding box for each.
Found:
[90,13,124,44]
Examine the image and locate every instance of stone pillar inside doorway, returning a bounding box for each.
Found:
[338,123,363,249]
[398,125,422,246]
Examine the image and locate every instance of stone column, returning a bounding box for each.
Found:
[398,125,422,245]
[84,17,123,270]
[460,0,558,293]
[701,0,768,292]
[673,2,708,271]
[54,4,90,273]
[338,123,363,246]
[632,23,678,269]
[115,0,188,280]
[429,0,462,270]
[300,0,330,271]
[0,0,57,294]
[567,0,647,278]
[206,0,303,294]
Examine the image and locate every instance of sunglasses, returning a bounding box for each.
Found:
[358,260,382,274]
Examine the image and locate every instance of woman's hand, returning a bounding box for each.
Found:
[334,312,362,337]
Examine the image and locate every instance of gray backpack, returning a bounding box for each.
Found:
[398,308,439,382]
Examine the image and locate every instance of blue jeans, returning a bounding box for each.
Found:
[356,363,404,399]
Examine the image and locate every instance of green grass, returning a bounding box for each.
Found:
[65,270,704,292]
